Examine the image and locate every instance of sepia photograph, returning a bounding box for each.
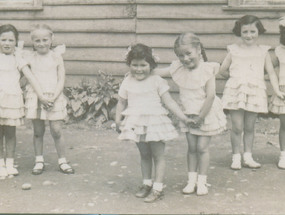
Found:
[0,0,285,214]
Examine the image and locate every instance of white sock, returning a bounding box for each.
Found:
[281,151,285,157]
[243,152,252,160]
[0,159,5,166]
[58,157,67,165]
[35,155,44,163]
[188,172,198,180]
[6,158,14,167]
[153,182,163,192]
[143,179,152,187]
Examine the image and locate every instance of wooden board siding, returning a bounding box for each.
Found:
[0,0,282,97]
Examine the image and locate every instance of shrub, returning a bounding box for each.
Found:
[64,71,120,123]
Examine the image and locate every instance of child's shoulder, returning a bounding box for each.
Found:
[227,43,270,55]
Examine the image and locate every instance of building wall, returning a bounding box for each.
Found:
[1,0,284,96]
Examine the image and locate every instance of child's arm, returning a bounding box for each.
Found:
[52,59,65,102]
[21,65,50,106]
[192,76,216,127]
[161,92,190,124]
[265,53,285,99]
[218,53,231,79]
[115,96,127,133]
[153,66,171,78]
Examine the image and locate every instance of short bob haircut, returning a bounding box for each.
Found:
[126,43,157,70]
[232,15,266,37]
[0,24,19,45]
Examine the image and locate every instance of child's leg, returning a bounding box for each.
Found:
[4,126,18,175]
[136,142,153,198]
[229,110,244,169]
[50,120,74,174]
[32,119,45,174]
[183,132,198,194]
[0,126,7,177]
[196,136,211,196]
[243,111,260,168]
[144,141,165,203]
[278,115,285,169]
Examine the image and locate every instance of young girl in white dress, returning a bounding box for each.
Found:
[155,32,227,195]
[116,43,191,203]
[0,24,46,178]
[219,15,285,170]
[269,16,285,169]
[24,24,74,175]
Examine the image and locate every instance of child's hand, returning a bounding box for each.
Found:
[115,122,122,133]
[275,89,285,100]
[189,116,203,128]
[39,96,53,110]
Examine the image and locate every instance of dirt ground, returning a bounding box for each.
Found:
[0,116,284,214]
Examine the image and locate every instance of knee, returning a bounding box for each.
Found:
[244,125,255,134]
[51,129,61,139]
[197,145,209,154]
[34,129,45,138]
[231,126,243,135]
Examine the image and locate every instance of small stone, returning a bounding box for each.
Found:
[210,166,215,169]
[22,183,32,190]
[117,174,123,177]
[243,192,249,196]
[240,179,248,183]
[43,180,54,186]
[107,181,114,185]
[227,188,235,192]
[121,166,127,169]
[110,161,118,166]
[72,163,79,167]
[235,193,243,200]
[8,175,14,179]
[84,179,89,183]
[87,203,94,207]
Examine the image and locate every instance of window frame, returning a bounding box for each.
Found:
[0,0,43,11]
[223,0,285,11]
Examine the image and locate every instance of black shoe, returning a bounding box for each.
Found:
[144,189,163,203]
[135,184,152,198]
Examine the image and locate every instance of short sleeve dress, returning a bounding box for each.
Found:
[118,74,178,143]
[24,48,67,121]
[269,45,285,114]
[169,60,226,136]
[0,53,27,126]
[222,44,270,113]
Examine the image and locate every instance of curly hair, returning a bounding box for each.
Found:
[232,15,266,36]
[126,43,157,69]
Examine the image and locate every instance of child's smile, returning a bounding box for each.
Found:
[130,59,151,81]
[241,23,259,46]
[31,29,52,55]
[175,44,200,70]
[0,31,16,55]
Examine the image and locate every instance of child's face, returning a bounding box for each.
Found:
[130,59,151,81]
[175,44,200,69]
[240,23,259,46]
[31,29,52,55]
[0,31,16,55]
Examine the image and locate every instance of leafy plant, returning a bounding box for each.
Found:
[64,71,120,123]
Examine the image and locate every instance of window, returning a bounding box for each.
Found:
[0,0,42,11]
[223,0,285,11]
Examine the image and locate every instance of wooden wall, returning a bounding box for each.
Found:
[1,0,285,96]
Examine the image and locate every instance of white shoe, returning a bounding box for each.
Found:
[278,156,285,169]
[231,154,241,170]
[182,172,197,194]
[0,166,8,178]
[6,166,19,176]
[243,153,261,168]
[196,175,208,196]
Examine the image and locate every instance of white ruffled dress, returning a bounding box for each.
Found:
[118,74,178,143]
[269,45,285,114]
[24,46,67,121]
[170,60,226,136]
[222,44,269,113]
[0,53,27,126]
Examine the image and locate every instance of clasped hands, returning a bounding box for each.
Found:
[39,95,55,111]
[184,115,204,128]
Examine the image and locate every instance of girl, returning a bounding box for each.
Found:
[116,43,191,203]
[0,24,47,178]
[24,24,74,175]
[155,32,227,196]
[219,15,285,170]
[269,17,285,169]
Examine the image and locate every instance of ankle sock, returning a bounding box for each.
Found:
[35,155,44,163]
[281,151,285,157]
[58,157,67,165]
[0,159,5,166]
[243,152,252,160]
[6,158,14,167]
[153,182,163,192]
[143,179,153,187]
